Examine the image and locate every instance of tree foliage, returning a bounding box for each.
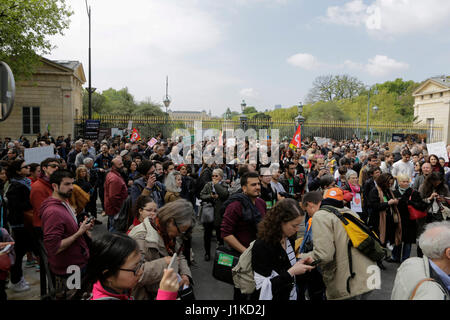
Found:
[243,106,258,114]
[306,74,365,103]
[0,0,73,80]
[82,87,164,116]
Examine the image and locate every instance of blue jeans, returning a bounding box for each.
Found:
[392,243,412,262]
[107,216,116,232]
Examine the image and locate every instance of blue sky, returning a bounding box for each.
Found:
[48,0,450,116]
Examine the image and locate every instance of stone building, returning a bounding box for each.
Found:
[0,57,85,140]
[168,110,210,121]
[413,76,450,143]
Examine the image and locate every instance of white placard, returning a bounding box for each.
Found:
[427,141,449,162]
[24,146,54,165]
[314,137,330,146]
[111,128,123,137]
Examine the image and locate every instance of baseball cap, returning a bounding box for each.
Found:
[323,187,344,201]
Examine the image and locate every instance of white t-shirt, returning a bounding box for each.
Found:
[392,160,414,178]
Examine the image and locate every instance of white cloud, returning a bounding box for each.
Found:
[323,0,450,36]
[240,88,260,99]
[344,55,409,77]
[286,53,322,70]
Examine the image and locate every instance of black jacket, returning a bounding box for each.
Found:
[393,188,427,244]
[280,174,304,198]
[252,237,298,300]
[6,181,33,226]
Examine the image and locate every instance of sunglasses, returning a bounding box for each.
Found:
[119,257,145,276]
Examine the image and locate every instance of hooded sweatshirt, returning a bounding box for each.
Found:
[39,197,89,275]
[30,174,53,228]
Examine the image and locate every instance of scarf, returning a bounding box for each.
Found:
[348,182,360,194]
[398,186,408,195]
[150,217,177,256]
[11,177,31,191]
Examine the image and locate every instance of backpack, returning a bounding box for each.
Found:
[320,205,386,294]
[231,240,256,294]
[321,205,386,262]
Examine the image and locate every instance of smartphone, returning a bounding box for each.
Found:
[168,253,177,269]
[0,244,12,254]
[85,217,94,224]
[310,259,321,266]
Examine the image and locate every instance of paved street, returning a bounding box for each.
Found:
[6,209,410,300]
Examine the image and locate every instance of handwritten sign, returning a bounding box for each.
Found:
[24,146,54,165]
[427,141,449,162]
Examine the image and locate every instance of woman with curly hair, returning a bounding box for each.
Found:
[251,198,315,300]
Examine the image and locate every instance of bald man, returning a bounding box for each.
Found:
[104,156,128,232]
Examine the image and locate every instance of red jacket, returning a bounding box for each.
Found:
[90,280,177,300]
[30,176,53,228]
[104,169,128,216]
[39,197,89,275]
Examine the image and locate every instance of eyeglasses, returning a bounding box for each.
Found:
[174,220,193,239]
[21,165,30,169]
[119,257,145,276]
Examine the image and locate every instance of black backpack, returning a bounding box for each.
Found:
[113,184,143,233]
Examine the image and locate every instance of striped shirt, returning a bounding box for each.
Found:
[285,239,297,300]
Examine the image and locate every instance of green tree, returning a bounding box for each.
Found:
[0,0,73,79]
[133,99,165,116]
[243,106,258,114]
[82,90,106,114]
[102,87,136,114]
[306,101,350,122]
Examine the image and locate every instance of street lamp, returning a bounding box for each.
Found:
[163,76,171,114]
[85,0,93,120]
[241,99,247,113]
[366,86,378,140]
[295,101,305,126]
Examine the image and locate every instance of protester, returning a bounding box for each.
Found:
[82,232,179,300]
[391,221,450,300]
[128,199,194,300]
[104,156,128,232]
[200,168,229,261]
[40,170,93,299]
[252,198,315,300]
[299,187,378,300]
[164,171,182,203]
[127,196,157,234]
[129,160,166,208]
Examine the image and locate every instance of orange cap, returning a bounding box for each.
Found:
[323,187,344,201]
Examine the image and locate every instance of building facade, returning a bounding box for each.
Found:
[168,110,210,121]
[413,76,450,143]
[0,57,85,140]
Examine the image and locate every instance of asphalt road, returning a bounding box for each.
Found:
[7,210,408,300]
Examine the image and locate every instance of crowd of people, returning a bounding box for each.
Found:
[0,131,449,301]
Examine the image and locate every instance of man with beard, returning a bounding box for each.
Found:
[104,156,128,232]
[39,170,93,299]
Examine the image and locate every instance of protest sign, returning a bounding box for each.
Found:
[427,141,449,162]
[147,138,158,148]
[111,128,123,137]
[24,146,54,164]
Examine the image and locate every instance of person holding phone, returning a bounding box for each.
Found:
[81,233,178,300]
[252,199,315,300]
[128,199,194,300]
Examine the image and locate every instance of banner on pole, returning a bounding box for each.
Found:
[289,125,302,150]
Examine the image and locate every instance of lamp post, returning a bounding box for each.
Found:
[85,0,93,120]
[370,105,379,140]
[240,100,247,131]
[366,86,378,140]
[295,101,305,144]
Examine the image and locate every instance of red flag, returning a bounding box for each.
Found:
[289,125,301,150]
[130,128,141,142]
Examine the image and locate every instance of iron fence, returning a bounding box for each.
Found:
[74,115,443,143]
